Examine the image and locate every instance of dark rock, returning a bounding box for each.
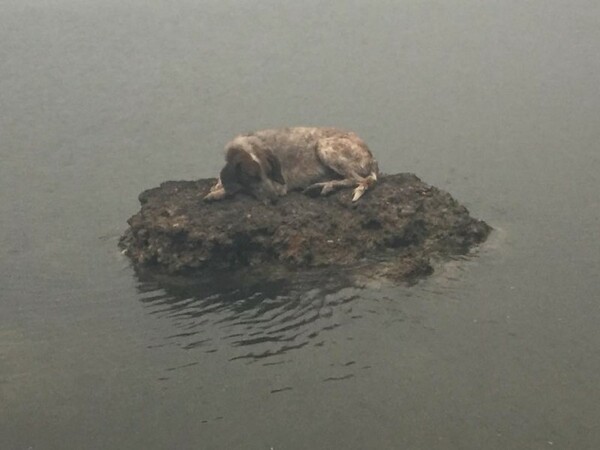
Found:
[119,173,492,283]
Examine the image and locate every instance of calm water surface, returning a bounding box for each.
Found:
[1,1,599,449]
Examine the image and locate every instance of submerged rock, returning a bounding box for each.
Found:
[119,173,491,282]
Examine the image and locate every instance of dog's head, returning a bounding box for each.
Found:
[220,146,285,201]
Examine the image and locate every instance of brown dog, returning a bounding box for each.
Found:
[204,127,379,202]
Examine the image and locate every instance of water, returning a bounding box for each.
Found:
[1,1,599,448]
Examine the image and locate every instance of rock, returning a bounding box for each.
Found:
[119,173,491,283]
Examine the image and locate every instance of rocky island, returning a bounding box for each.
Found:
[119,173,491,283]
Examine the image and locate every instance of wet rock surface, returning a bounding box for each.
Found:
[119,173,491,283]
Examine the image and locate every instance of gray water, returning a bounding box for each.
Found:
[1,1,599,449]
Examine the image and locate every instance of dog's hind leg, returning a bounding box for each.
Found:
[304,168,377,200]
[303,178,357,196]
[315,135,379,201]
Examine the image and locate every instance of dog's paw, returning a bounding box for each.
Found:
[320,183,337,196]
[203,189,226,202]
[352,185,366,201]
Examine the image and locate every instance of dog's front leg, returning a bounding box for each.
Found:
[203,188,227,201]
[203,178,227,201]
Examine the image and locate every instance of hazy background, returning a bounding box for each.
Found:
[1,1,599,449]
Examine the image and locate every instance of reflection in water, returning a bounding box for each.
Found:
[134,268,363,362]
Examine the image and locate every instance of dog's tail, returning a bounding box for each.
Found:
[352,160,379,202]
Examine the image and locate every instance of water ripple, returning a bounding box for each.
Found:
[134,268,362,362]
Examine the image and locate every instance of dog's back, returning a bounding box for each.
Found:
[250,128,336,189]
[235,127,375,189]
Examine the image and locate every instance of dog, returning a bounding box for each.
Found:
[203,127,378,203]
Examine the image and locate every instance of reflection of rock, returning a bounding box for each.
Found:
[119,173,491,282]
[133,266,365,361]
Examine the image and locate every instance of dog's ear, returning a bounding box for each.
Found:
[264,150,285,185]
